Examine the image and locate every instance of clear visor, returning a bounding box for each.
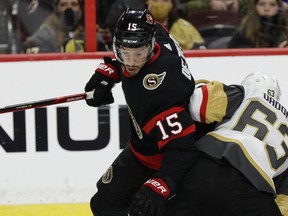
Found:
[113,38,154,66]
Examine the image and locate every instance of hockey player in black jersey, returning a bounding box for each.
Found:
[85,8,199,216]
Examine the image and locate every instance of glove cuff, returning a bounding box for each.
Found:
[143,178,171,199]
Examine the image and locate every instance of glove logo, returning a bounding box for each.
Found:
[143,72,166,90]
[98,63,115,75]
[102,166,113,184]
[145,179,167,194]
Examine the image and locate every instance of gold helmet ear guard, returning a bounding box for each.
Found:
[195,79,211,85]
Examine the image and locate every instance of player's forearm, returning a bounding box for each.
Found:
[159,141,200,186]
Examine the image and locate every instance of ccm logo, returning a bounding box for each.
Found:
[123,39,137,44]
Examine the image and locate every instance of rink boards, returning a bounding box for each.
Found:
[0,51,288,214]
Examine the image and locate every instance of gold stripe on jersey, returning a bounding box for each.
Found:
[205,81,228,123]
[195,79,210,85]
[275,194,288,216]
[209,132,276,192]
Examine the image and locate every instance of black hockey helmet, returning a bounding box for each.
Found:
[113,8,156,49]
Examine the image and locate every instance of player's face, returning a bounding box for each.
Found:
[256,0,279,17]
[119,46,151,76]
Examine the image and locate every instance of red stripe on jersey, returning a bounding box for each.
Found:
[143,106,185,133]
[130,143,164,170]
[158,124,195,149]
[147,43,161,65]
[155,21,169,32]
[200,85,208,123]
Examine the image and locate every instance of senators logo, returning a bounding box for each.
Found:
[143,72,166,90]
[102,166,113,184]
[146,14,154,25]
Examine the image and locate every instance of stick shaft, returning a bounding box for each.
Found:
[0,92,92,114]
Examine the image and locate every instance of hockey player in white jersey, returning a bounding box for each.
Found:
[167,71,288,216]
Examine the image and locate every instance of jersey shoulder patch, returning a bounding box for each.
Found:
[143,72,166,90]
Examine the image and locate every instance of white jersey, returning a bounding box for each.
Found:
[190,81,288,195]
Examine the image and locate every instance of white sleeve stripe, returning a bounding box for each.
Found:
[189,88,204,122]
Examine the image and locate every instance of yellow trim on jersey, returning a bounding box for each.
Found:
[0,203,91,216]
[209,132,276,192]
[275,194,288,216]
[205,81,228,123]
[195,79,211,85]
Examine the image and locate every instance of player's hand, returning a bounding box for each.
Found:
[85,57,119,107]
[128,178,174,216]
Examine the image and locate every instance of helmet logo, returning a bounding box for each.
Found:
[143,72,166,90]
[146,14,154,25]
[123,38,138,44]
[127,23,139,31]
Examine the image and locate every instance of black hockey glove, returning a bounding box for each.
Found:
[85,57,119,107]
[128,177,175,216]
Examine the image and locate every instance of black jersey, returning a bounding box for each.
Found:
[118,23,197,184]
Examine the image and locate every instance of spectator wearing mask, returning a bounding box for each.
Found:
[24,0,84,53]
[228,0,288,48]
[148,0,206,49]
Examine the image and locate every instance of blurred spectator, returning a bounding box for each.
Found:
[238,0,249,16]
[96,0,115,28]
[283,0,288,9]
[181,0,242,49]
[0,1,14,53]
[147,0,206,49]
[96,0,147,51]
[17,0,54,39]
[24,0,85,53]
[179,0,240,13]
[96,0,115,50]
[210,0,239,12]
[179,0,210,13]
[228,0,288,48]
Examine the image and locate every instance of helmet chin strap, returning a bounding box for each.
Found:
[144,46,155,62]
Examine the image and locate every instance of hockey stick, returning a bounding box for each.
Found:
[0,91,94,114]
